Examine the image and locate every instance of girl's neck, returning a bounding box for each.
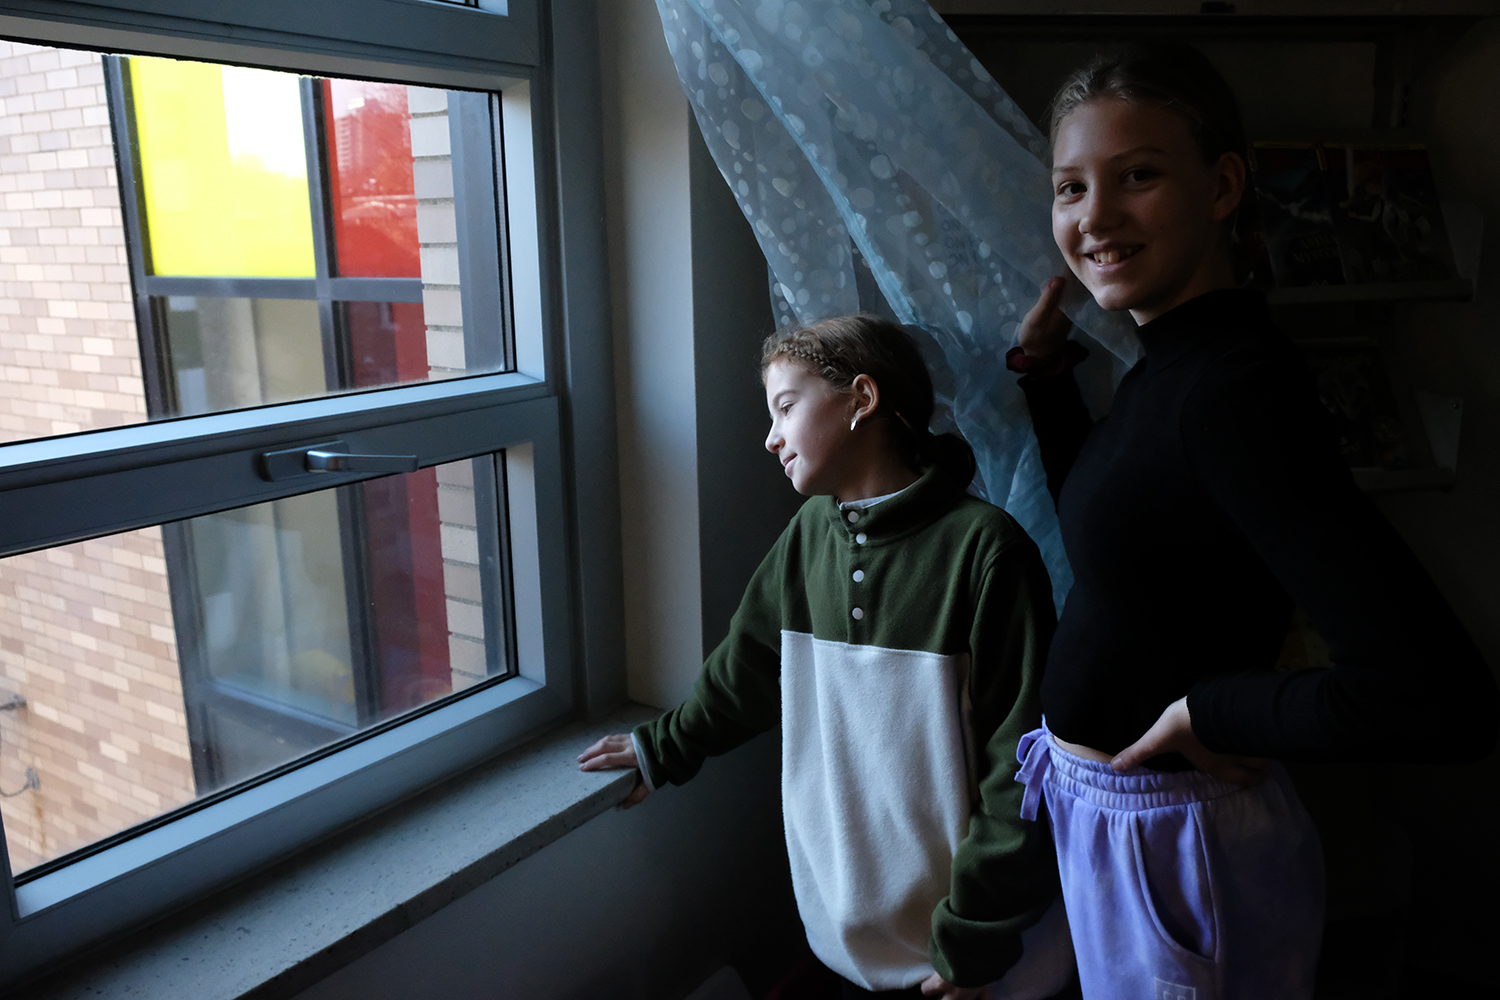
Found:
[1129,249,1237,325]
[835,457,921,505]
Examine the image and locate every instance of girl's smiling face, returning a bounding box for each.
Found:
[1051,98,1245,324]
[763,359,856,496]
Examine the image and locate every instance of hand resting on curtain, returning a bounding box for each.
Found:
[1017,277,1073,370]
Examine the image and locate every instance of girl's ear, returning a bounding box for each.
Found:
[849,373,880,425]
[1211,151,1248,223]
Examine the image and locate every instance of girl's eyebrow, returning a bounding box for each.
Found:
[1052,144,1169,173]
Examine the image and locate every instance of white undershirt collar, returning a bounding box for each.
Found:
[838,481,914,511]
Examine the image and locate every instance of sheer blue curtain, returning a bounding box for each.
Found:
[654,0,1140,608]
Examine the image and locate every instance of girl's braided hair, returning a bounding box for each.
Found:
[761,314,978,489]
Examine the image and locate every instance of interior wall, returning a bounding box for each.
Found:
[604,0,704,711]
[689,120,808,654]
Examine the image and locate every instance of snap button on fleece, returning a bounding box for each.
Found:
[852,570,864,582]
[855,532,867,545]
[846,510,860,523]
[851,607,864,620]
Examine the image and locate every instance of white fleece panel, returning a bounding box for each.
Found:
[780,630,972,990]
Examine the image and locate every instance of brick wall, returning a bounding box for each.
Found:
[409,90,490,690]
[0,40,194,874]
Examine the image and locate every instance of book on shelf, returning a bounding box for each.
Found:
[1296,337,1408,471]
[1248,140,1458,291]
[1248,143,1345,288]
[1323,143,1459,284]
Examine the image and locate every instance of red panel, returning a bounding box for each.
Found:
[363,467,451,715]
[403,466,450,704]
[323,78,421,278]
[346,300,428,389]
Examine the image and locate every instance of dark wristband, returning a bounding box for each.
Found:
[1006,339,1089,378]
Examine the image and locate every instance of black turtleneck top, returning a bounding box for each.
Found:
[1021,288,1498,765]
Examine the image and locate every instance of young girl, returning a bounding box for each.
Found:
[580,316,1072,999]
[1008,43,1500,999]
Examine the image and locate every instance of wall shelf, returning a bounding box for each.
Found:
[1268,278,1474,306]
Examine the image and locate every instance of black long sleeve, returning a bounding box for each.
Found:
[1022,288,1498,764]
[1179,349,1498,760]
[1019,366,1093,507]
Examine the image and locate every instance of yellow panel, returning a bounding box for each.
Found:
[131,58,316,278]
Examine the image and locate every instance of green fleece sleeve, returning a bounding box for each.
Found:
[929,533,1061,987]
[631,525,789,790]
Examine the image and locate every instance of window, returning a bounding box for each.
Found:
[0,0,612,987]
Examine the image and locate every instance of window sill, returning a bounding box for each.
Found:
[13,704,658,1000]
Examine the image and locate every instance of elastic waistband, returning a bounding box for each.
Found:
[1017,726,1244,819]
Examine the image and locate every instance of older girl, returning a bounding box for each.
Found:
[1009,43,1499,999]
[581,316,1071,999]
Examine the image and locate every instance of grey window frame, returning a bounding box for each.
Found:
[0,0,621,989]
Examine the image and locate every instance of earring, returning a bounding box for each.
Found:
[850,417,859,431]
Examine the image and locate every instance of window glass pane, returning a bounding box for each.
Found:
[192,488,358,724]
[0,456,511,875]
[323,80,421,278]
[161,296,325,413]
[0,38,512,440]
[129,57,317,278]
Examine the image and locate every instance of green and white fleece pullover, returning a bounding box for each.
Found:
[632,466,1059,990]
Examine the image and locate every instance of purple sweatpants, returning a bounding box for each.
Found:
[1017,729,1325,1000]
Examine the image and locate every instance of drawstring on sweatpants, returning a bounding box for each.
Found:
[1016,727,1052,822]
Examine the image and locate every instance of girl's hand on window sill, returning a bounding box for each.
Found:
[1111,697,1269,787]
[577,733,651,808]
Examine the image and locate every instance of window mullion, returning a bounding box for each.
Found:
[105,56,174,418]
[300,75,345,395]
[449,90,509,372]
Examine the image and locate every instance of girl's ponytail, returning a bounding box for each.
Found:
[913,429,978,492]
[762,315,978,490]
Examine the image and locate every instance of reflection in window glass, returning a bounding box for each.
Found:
[0,456,510,875]
[344,301,431,388]
[160,297,326,414]
[323,79,422,278]
[193,488,358,724]
[130,58,317,277]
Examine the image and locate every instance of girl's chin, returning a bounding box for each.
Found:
[1082,284,1142,313]
[1078,275,1172,316]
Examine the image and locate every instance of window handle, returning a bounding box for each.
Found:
[304,449,419,474]
[259,440,419,481]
